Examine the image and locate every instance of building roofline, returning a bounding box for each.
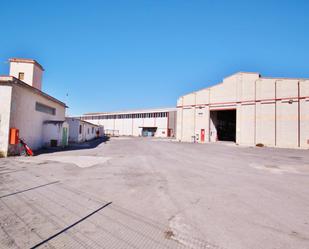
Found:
[82,107,177,116]
[179,72,261,98]
[260,76,309,80]
[0,76,67,108]
[178,72,309,100]
[65,117,101,127]
[9,58,45,71]
[223,71,261,80]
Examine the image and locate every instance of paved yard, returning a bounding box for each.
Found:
[0,137,309,249]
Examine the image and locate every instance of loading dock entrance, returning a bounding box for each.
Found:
[209,109,236,142]
[141,127,157,137]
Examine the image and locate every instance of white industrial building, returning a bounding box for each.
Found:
[80,108,177,137]
[177,72,309,149]
[0,58,68,157]
[66,117,103,143]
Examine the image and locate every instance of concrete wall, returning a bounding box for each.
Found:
[9,84,66,152]
[0,85,13,157]
[177,72,309,149]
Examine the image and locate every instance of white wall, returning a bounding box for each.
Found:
[181,108,195,142]
[0,85,13,157]
[300,80,309,148]
[155,117,168,137]
[132,118,143,136]
[67,118,80,143]
[67,118,99,143]
[83,122,98,141]
[33,64,43,90]
[9,84,66,151]
[9,62,43,90]
[43,122,69,147]
[194,107,209,142]
[10,62,34,88]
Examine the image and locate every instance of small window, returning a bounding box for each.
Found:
[35,102,56,115]
[18,72,24,80]
[92,127,94,133]
[79,125,82,134]
[88,128,90,134]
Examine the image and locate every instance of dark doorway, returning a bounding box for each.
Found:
[142,127,157,137]
[210,110,236,142]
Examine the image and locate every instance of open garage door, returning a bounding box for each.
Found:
[141,127,157,137]
[210,110,236,142]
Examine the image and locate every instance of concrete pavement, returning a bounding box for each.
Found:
[0,137,308,249]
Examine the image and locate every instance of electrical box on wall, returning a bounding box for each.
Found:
[9,128,19,145]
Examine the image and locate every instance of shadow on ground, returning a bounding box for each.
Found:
[34,136,110,156]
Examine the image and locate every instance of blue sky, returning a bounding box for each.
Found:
[0,0,308,115]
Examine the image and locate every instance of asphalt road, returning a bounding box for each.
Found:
[0,137,308,249]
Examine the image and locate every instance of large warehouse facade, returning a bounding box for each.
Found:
[80,108,176,138]
[176,72,309,149]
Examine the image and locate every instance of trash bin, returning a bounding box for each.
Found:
[50,139,58,147]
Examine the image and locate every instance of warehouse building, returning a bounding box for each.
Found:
[177,72,309,149]
[66,117,104,143]
[0,58,68,157]
[80,108,176,137]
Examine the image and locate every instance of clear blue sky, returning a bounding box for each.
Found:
[1,0,308,115]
